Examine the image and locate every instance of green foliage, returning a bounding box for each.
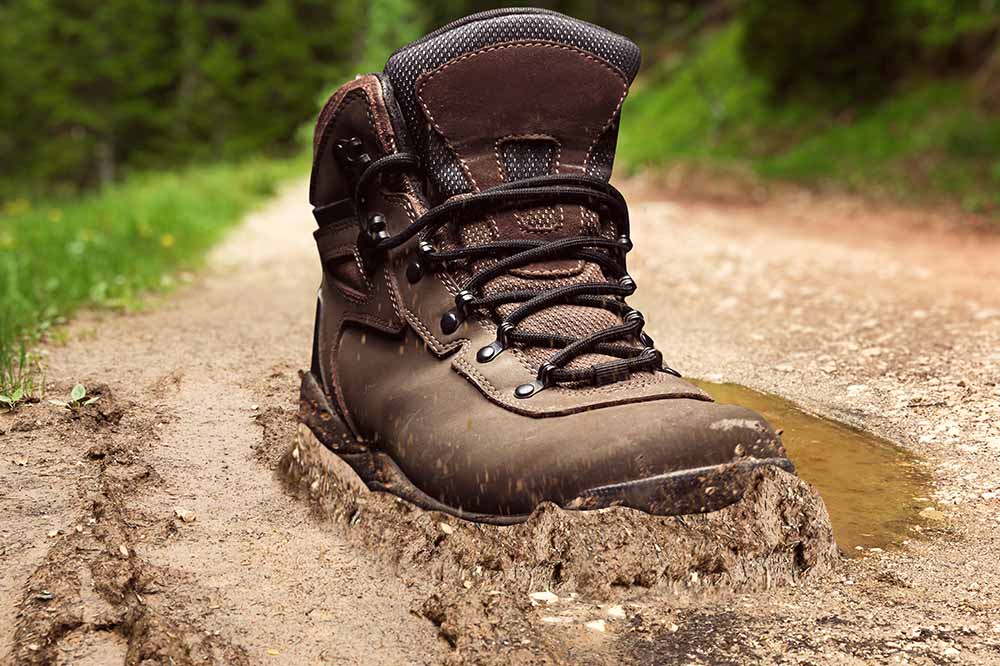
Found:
[739,0,1000,104]
[0,0,361,193]
[741,0,906,104]
[618,24,1000,214]
[362,0,426,73]
[0,156,305,394]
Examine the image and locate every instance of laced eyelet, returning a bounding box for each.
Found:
[619,275,637,295]
[514,382,541,399]
[454,290,475,317]
[537,362,558,386]
[639,347,663,368]
[496,322,515,347]
[624,309,645,326]
[514,362,557,399]
[477,340,504,363]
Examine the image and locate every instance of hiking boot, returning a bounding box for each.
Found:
[301,8,792,523]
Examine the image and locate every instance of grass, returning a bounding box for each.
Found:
[0,156,306,397]
[617,24,1000,214]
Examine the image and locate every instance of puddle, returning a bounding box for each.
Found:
[695,381,932,555]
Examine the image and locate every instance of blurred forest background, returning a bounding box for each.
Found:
[1,0,999,397]
[2,0,998,201]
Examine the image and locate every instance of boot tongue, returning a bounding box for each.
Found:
[384,9,640,206]
[385,11,644,374]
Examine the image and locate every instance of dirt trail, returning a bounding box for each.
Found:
[3,178,1000,664]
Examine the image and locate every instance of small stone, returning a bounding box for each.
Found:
[668,623,679,633]
[529,591,559,604]
[47,529,59,538]
[439,522,454,535]
[919,507,946,521]
[119,545,129,558]
[540,616,571,624]
[943,646,960,658]
[173,507,197,523]
[606,605,626,620]
[463,580,472,589]
[584,619,606,633]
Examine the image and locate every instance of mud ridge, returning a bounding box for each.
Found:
[8,388,249,666]
[275,415,838,663]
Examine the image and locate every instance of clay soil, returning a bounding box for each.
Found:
[2,179,999,665]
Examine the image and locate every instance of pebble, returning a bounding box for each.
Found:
[584,619,606,633]
[919,507,946,521]
[438,522,454,535]
[529,591,558,604]
[174,507,197,523]
[605,605,626,620]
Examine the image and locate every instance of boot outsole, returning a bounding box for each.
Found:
[298,370,795,524]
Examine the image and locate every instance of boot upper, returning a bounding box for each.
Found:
[306,9,786,517]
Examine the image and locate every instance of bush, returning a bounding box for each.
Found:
[740,0,907,105]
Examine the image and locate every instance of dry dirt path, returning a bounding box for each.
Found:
[2,179,999,665]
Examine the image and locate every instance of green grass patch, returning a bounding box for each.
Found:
[0,156,306,397]
[618,24,1000,214]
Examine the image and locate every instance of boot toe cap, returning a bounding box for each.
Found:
[407,398,789,518]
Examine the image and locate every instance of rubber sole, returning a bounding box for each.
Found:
[298,370,795,524]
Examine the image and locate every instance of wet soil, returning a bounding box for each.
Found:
[695,381,933,553]
[3,180,1000,664]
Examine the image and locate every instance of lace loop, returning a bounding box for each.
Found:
[354,151,675,391]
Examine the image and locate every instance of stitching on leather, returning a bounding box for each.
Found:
[453,355,500,395]
[381,263,405,324]
[326,244,369,304]
[415,40,627,193]
[365,77,397,153]
[381,191,469,355]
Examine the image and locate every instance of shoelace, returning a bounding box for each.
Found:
[344,151,679,397]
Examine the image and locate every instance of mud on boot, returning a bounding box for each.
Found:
[301,8,794,523]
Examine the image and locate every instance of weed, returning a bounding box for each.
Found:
[48,383,98,408]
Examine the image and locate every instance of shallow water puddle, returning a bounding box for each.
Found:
[695,381,932,555]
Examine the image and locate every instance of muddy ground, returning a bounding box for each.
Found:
[2,179,999,665]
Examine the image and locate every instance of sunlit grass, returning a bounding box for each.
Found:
[0,156,306,396]
[618,24,1000,215]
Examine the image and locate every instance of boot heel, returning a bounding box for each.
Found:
[298,370,365,453]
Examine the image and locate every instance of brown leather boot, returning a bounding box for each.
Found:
[301,8,792,523]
